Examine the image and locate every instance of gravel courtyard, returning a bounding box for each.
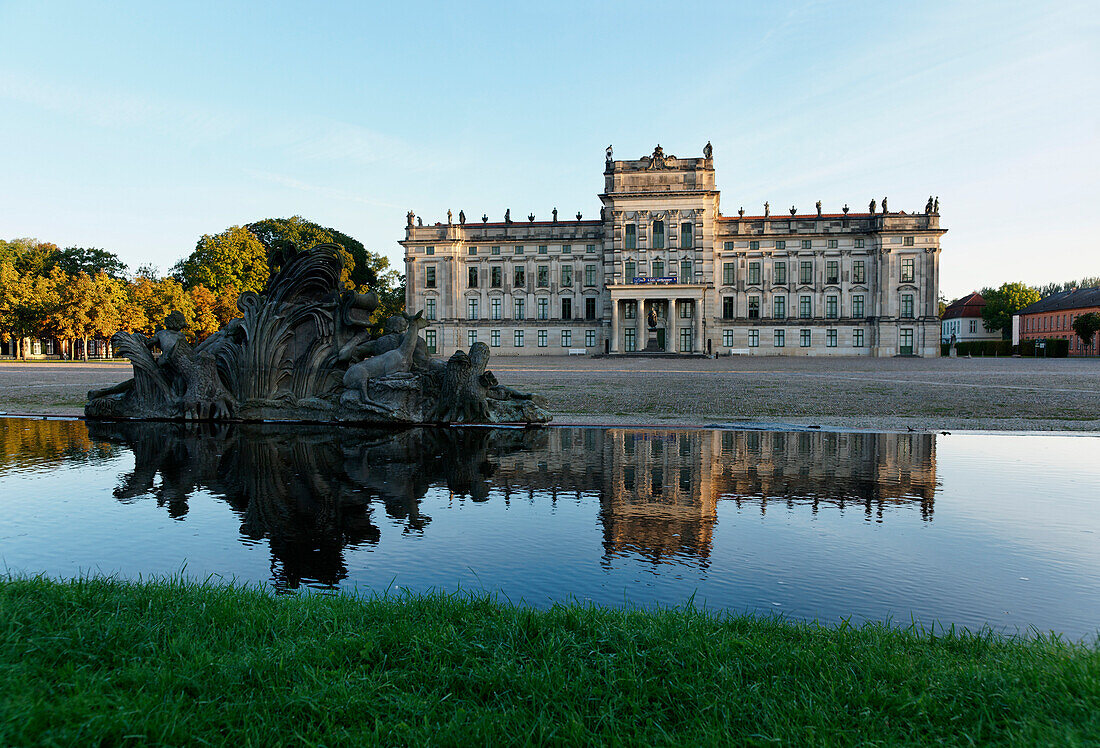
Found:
[1,356,1097,431]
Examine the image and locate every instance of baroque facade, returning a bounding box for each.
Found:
[402,144,944,357]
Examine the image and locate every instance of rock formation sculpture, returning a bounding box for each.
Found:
[87,244,551,425]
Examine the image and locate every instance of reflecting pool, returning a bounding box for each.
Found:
[2,417,1098,638]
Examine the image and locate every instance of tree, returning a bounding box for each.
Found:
[1072,312,1100,354]
[132,277,195,336]
[0,261,62,359]
[188,285,221,342]
[981,282,1040,339]
[246,216,391,290]
[54,247,128,279]
[0,238,60,276]
[171,226,270,294]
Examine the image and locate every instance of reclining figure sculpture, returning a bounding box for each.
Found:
[86,244,551,425]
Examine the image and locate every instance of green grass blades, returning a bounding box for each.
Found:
[1,577,1097,746]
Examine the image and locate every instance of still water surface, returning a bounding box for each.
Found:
[1,417,1098,638]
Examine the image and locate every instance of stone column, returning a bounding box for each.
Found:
[610,298,620,353]
[693,295,704,353]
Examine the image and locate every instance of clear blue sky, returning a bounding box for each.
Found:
[1,0,1096,299]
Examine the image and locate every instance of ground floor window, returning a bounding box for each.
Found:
[585,330,595,347]
[900,328,914,355]
[491,330,500,347]
[425,330,437,354]
[748,330,759,347]
[468,330,478,347]
[514,330,524,347]
[679,327,692,352]
[722,329,734,347]
[853,328,864,348]
[624,328,637,352]
[800,329,811,347]
[561,330,572,347]
[774,329,785,347]
[538,330,548,347]
[826,329,837,347]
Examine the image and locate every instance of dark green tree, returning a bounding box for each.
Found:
[1071,312,1100,354]
[54,247,128,279]
[980,282,1040,339]
[245,215,391,290]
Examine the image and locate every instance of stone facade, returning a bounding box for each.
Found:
[402,144,944,357]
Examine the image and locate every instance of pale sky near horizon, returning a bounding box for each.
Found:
[1,0,1096,300]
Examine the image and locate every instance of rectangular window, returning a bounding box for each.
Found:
[562,244,572,254]
[679,327,693,352]
[853,260,865,284]
[826,295,838,319]
[625,260,636,280]
[426,297,436,320]
[774,261,787,285]
[561,298,572,320]
[680,222,693,249]
[802,239,811,249]
[901,294,914,318]
[537,265,549,287]
[538,330,548,347]
[826,260,839,285]
[425,246,435,255]
[749,240,759,251]
[775,240,786,250]
[624,328,637,352]
[904,236,915,246]
[827,329,837,347]
[538,245,548,254]
[901,258,915,283]
[800,329,811,347]
[679,302,693,319]
[625,301,637,319]
[748,330,759,347]
[722,296,734,319]
[828,239,838,249]
[491,266,502,287]
[748,296,760,319]
[724,241,734,250]
[852,294,864,318]
[800,261,813,285]
[561,265,573,287]
[561,330,571,347]
[624,224,636,249]
[537,298,549,320]
[722,329,734,347]
[585,297,596,320]
[652,220,665,249]
[585,265,597,286]
[748,261,761,285]
[468,246,477,255]
[514,245,524,255]
[425,266,436,288]
[468,330,477,347]
[652,260,664,278]
[491,245,500,255]
[585,330,595,347]
[425,330,437,354]
[491,298,501,320]
[853,328,864,348]
[491,329,500,347]
[969,319,977,333]
[468,267,478,288]
[467,298,479,320]
[680,260,692,282]
[723,262,735,286]
[514,330,524,347]
[774,296,786,318]
[514,297,525,320]
[586,244,595,253]
[774,329,785,347]
[900,328,914,355]
[854,238,864,249]
[514,266,525,287]
[799,295,812,319]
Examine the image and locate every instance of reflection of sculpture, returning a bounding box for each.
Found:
[87,244,551,425]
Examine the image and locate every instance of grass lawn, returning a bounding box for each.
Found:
[1,578,1098,745]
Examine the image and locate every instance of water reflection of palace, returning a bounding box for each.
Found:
[493,428,937,564]
[72,420,937,587]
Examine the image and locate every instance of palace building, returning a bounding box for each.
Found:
[401,144,944,357]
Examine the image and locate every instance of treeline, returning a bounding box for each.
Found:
[970,276,1098,339]
[0,217,404,360]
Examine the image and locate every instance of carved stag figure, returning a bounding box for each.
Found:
[342,311,429,408]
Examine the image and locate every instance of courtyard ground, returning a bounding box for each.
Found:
[1,355,1097,431]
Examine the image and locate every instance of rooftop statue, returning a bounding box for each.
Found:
[86,244,551,425]
[703,141,712,158]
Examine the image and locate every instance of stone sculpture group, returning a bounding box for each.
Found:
[86,244,551,425]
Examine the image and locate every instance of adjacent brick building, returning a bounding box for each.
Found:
[1013,287,1100,355]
